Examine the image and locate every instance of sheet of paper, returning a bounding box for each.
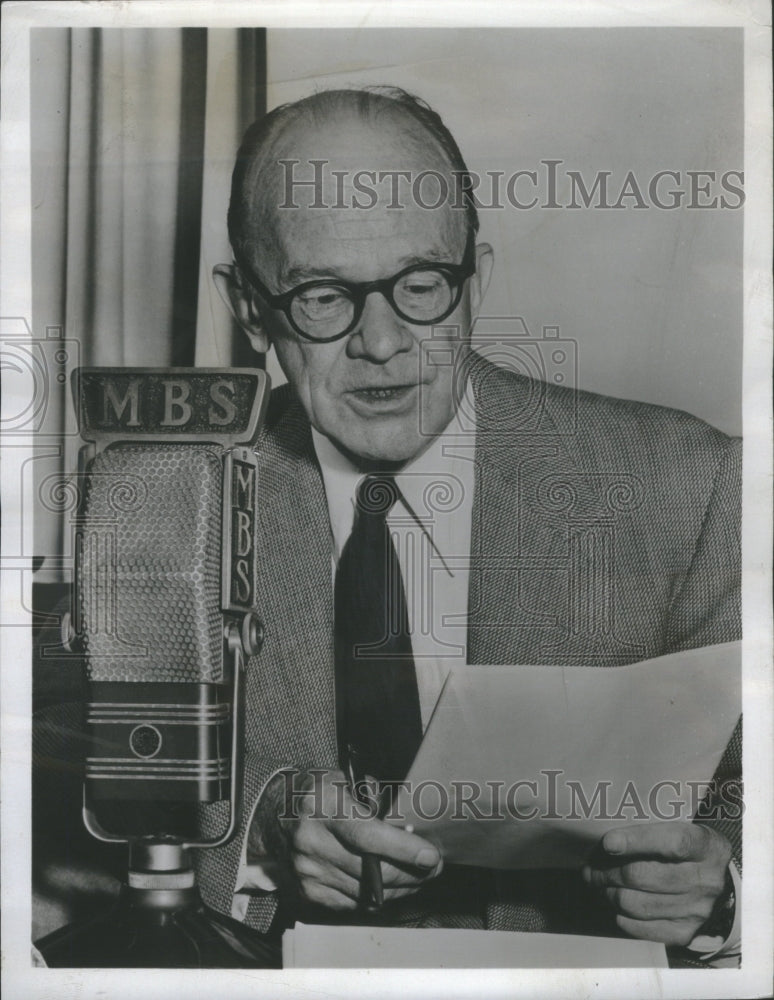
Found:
[282,923,668,968]
[391,642,740,869]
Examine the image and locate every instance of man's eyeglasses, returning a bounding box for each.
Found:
[239,236,476,343]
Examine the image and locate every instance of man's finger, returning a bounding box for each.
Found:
[293,818,363,878]
[601,823,709,861]
[333,816,442,871]
[604,886,712,922]
[294,852,361,900]
[615,914,702,947]
[583,859,699,894]
[313,847,438,894]
[298,878,358,912]
[380,856,444,887]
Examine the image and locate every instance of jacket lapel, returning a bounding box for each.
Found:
[251,391,338,768]
[466,356,581,666]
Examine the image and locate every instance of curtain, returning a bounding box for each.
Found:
[30,27,266,584]
[30,27,268,941]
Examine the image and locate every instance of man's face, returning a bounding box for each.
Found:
[245,115,488,466]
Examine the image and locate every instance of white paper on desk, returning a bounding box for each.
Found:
[392,642,740,869]
[282,923,668,968]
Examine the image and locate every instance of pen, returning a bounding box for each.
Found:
[344,744,384,912]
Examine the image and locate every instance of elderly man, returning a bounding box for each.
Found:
[200,87,741,965]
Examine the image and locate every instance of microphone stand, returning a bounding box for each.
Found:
[35,619,282,969]
[35,842,281,968]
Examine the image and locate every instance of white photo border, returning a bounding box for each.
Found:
[2,2,771,998]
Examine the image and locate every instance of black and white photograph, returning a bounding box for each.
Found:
[1,2,771,997]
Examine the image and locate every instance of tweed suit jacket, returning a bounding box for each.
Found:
[195,355,742,940]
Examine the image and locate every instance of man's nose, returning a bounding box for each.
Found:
[346,291,413,362]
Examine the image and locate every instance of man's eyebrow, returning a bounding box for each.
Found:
[281,248,458,288]
[398,248,456,266]
[281,265,342,286]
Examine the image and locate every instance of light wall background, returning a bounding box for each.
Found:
[266,28,743,436]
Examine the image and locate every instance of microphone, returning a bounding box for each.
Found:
[36,367,279,968]
[70,368,268,840]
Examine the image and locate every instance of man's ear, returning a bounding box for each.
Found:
[212,263,271,354]
[469,243,494,318]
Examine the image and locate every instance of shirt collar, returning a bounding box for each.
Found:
[311,379,476,562]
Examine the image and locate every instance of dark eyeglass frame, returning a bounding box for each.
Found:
[238,235,477,344]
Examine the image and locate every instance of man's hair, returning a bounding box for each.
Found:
[227,86,480,273]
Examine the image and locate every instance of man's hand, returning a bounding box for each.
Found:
[582,822,733,946]
[278,769,443,911]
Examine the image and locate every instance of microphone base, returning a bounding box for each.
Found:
[35,844,282,968]
[35,890,282,969]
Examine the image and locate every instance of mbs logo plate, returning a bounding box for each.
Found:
[73,367,269,447]
[222,449,257,612]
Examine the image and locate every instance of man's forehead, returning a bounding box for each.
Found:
[253,111,459,214]
[280,207,457,246]
[244,109,468,277]
[270,210,462,284]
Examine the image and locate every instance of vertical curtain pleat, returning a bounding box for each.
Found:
[171,29,208,366]
[30,28,74,575]
[193,28,267,368]
[232,29,267,369]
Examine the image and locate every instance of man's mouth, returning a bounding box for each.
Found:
[347,384,419,411]
[350,384,416,401]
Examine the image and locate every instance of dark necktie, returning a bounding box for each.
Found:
[334,474,423,791]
